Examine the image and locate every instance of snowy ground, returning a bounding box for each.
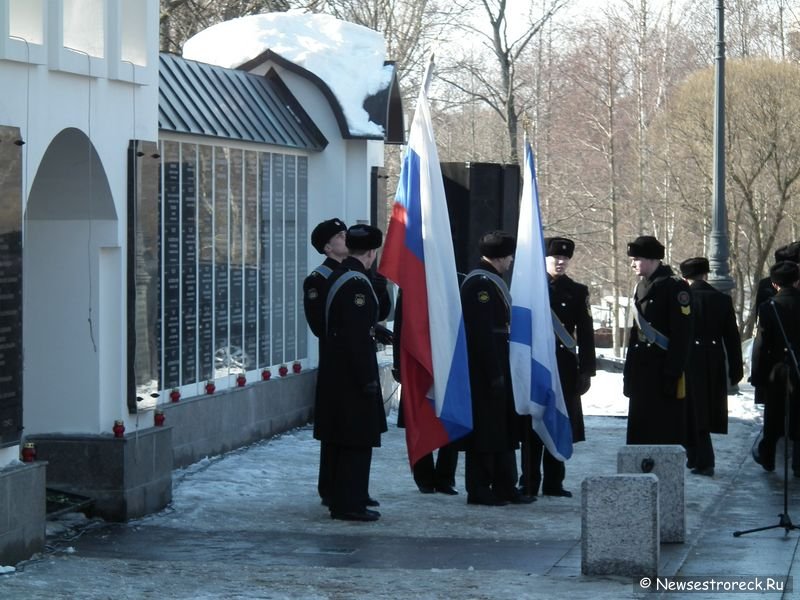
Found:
[1,367,764,599]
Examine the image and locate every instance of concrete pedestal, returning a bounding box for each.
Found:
[582,474,659,577]
[618,445,686,543]
[29,426,172,522]
[0,461,46,565]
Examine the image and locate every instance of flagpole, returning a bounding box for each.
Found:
[422,54,435,96]
[519,126,534,495]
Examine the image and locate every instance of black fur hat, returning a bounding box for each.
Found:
[479,231,516,258]
[627,236,665,260]
[345,224,383,251]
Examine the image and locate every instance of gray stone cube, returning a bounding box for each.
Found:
[581,474,659,577]
[618,445,685,543]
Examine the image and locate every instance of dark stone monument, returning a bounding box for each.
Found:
[441,162,521,275]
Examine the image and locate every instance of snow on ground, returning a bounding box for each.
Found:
[0,366,764,599]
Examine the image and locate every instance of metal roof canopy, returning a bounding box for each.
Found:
[158,53,328,151]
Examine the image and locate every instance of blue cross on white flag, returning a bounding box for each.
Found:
[509,141,573,461]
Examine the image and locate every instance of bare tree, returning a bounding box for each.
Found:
[437,0,568,163]
[655,58,800,336]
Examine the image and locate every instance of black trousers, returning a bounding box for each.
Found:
[684,430,715,470]
[318,441,334,501]
[329,445,373,514]
[464,449,518,502]
[519,431,565,495]
[413,444,458,489]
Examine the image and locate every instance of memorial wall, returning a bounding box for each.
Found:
[129,140,308,405]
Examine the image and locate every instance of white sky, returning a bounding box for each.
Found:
[183,11,392,137]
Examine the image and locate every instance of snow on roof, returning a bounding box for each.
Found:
[182,11,392,138]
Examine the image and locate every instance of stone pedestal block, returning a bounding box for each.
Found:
[0,461,46,565]
[582,474,659,578]
[30,426,172,522]
[618,445,686,543]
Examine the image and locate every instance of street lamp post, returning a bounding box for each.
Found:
[708,0,734,294]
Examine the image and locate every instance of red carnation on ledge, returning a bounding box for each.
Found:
[169,388,180,402]
[261,369,271,381]
[279,364,288,377]
[292,361,302,374]
[236,373,247,387]
[205,380,216,394]
[154,410,166,427]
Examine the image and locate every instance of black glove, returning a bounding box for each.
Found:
[375,324,394,346]
[576,373,592,396]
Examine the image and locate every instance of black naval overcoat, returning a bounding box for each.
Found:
[460,260,520,452]
[549,273,596,442]
[754,275,777,315]
[304,256,340,497]
[313,257,388,447]
[685,279,743,434]
[750,286,800,439]
[624,263,692,444]
[303,257,340,338]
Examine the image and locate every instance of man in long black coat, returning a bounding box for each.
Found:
[314,224,388,521]
[461,231,534,506]
[305,218,347,506]
[750,261,800,473]
[679,257,744,477]
[624,236,692,445]
[752,242,800,408]
[520,237,596,498]
[753,242,800,314]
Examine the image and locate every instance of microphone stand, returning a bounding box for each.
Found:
[734,299,800,537]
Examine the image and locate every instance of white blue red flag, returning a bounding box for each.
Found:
[379,73,472,468]
[509,141,573,461]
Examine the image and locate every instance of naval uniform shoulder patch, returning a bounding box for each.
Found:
[678,289,691,315]
[478,290,490,303]
[354,293,366,307]
[307,288,318,300]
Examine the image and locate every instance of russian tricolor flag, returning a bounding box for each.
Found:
[509,141,573,461]
[379,77,472,468]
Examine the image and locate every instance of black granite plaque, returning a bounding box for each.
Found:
[229,264,243,368]
[182,155,198,384]
[129,139,161,411]
[198,262,214,380]
[285,156,297,359]
[244,152,259,369]
[258,153,271,367]
[296,156,309,358]
[244,265,258,371]
[271,154,284,365]
[0,175,21,444]
[162,155,181,390]
[198,145,214,380]
[214,148,229,374]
